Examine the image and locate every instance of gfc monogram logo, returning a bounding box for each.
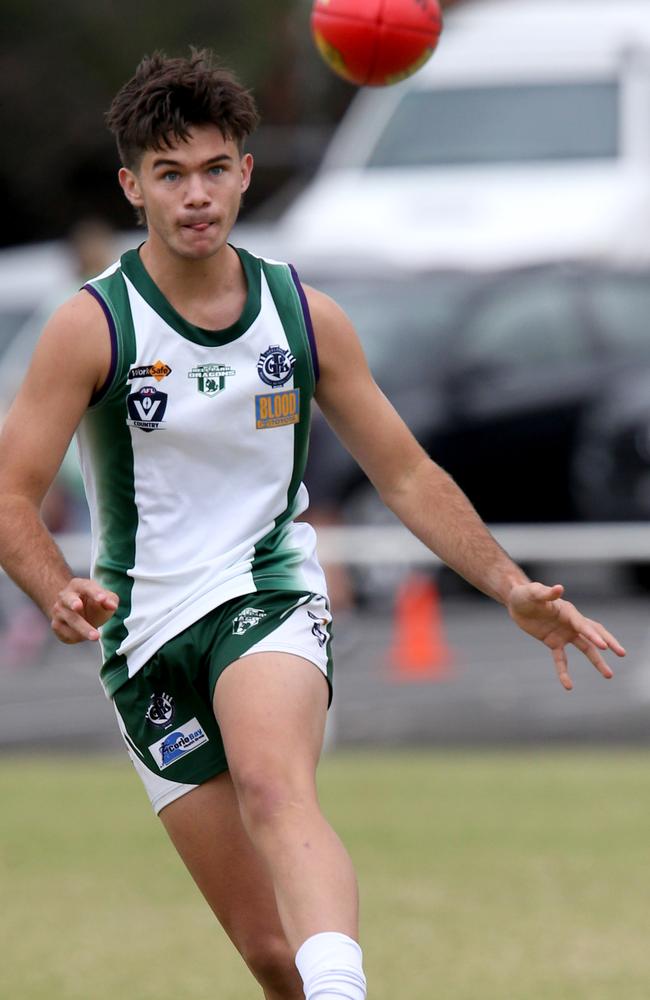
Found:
[257,345,296,387]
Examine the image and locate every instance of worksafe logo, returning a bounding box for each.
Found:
[127,387,168,432]
[128,360,172,382]
[232,607,268,635]
[148,717,209,770]
[188,363,236,397]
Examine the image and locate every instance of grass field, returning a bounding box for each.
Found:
[2,749,650,999]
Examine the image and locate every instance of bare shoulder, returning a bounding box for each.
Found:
[302,284,367,376]
[31,289,111,394]
[303,283,355,334]
[42,288,108,352]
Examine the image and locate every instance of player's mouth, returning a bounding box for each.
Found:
[182,220,216,233]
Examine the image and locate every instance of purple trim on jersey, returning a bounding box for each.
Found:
[289,264,320,384]
[83,284,118,406]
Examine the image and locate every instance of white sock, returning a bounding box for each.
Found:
[295,931,367,1000]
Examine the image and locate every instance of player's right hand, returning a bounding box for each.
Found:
[50,578,119,644]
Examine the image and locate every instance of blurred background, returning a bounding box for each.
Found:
[4,3,650,998]
[2,0,650,749]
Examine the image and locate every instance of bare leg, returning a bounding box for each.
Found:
[160,772,303,999]
[214,652,360,952]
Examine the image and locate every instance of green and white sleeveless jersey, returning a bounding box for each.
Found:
[77,245,327,697]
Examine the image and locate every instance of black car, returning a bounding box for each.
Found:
[573,368,650,523]
[303,261,650,526]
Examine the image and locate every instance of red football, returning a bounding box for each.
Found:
[311,0,443,87]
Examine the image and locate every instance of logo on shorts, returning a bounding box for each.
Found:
[127,386,168,432]
[145,692,175,728]
[148,717,209,770]
[308,610,328,648]
[232,607,268,635]
[257,345,296,387]
[188,363,236,397]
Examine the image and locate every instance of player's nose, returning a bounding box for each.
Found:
[184,173,211,207]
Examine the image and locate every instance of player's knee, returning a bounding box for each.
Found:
[233,766,313,831]
[241,932,301,995]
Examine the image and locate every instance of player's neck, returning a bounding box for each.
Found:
[138,237,246,329]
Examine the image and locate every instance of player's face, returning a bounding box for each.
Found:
[118,124,253,260]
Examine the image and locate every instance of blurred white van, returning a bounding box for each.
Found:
[279,0,650,268]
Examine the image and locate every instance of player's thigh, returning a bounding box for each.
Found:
[214,651,329,792]
[159,770,290,962]
[212,592,332,790]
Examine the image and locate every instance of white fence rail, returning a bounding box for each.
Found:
[38,523,650,573]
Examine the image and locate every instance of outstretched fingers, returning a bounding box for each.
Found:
[509,579,626,690]
[578,620,626,658]
[572,635,615,680]
[551,645,573,691]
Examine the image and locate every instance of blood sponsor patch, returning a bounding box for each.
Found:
[255,389,300,429]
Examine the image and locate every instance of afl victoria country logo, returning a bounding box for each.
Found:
[127,386,168,432]
[257,345,296,387]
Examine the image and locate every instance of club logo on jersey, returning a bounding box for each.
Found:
[145,692,175,728]
[127,386,168,432]
[232,607,268,635]
[257,345,296,387]
[308,610,329,648]
[188,363,236,397]
[128,360,172,382]
[148,717,209,770]
[255,389,300,429]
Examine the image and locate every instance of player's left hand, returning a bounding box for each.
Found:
[506,582,626,691]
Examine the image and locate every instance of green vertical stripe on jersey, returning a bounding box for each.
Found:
[83,269,139,692]
[87,267,138,406]
[249,254,315,590]
[260,255,314,504]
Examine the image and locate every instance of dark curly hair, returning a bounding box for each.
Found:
[106,48,260,169]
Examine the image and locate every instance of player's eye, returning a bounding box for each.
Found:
[162,170,180,182]
[208,166,224,176]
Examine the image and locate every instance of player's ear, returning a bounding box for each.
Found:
[240,153,254,194]
[118,167,145,210]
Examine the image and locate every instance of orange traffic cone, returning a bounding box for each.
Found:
[390,573,453,681]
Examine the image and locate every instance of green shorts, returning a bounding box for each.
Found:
[112,591,332,814]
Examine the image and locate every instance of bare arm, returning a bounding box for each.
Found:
[307,285,625,688]
[0,291,118,642]
[310,287,525,601]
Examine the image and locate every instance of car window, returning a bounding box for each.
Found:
[314,274,474,379]
[587,273,650,355]
[459,274,586,366]
[368,81,619,168]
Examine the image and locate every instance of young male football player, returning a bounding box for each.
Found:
[0,50,625,1000]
